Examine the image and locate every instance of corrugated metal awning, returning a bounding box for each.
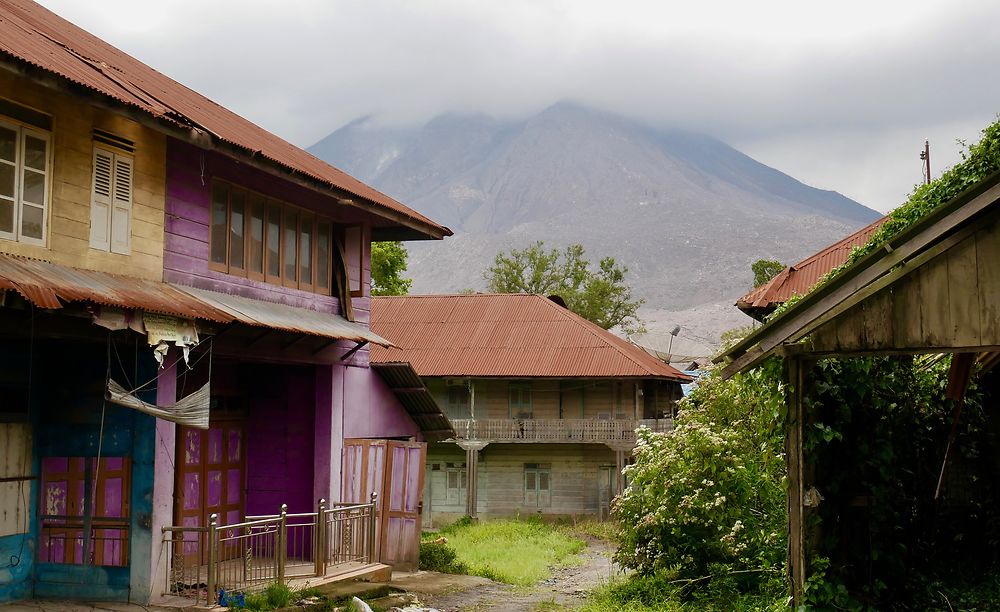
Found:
[371,362,456,442]
[0,253,391,346]
[173,284,392,347]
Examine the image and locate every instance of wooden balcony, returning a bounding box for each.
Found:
[448,418,673,444]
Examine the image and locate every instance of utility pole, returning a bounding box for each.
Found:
[920,139,931,185]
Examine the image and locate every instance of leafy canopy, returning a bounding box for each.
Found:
[750,259,784,288]
[370,241,412,296]
[484,241,644,334]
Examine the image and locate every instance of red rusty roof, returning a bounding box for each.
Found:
[737,216,888,316]
[0,253,389,344]
[370,294,692,381]
[0,0,450,239]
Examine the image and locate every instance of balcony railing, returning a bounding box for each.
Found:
[449,418,672,443]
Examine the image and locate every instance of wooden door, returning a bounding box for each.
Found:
[175,422,245,562]
[342,439,426,570]
[598,466,614,520]
[381,441,426,571]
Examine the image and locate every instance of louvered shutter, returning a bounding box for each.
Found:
[89,148,113,250]
[110,154,132,254]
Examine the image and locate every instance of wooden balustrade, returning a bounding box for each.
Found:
[448,418,672,443]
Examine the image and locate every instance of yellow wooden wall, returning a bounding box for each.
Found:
[0,72,166,280]
[812,212,1000,353]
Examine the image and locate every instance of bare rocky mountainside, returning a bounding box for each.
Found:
[309,102,881,351]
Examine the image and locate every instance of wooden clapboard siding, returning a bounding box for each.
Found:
[0,71,166,280]
[812,213,1000,353]
[163,138,375,324]
[426,378,640,421]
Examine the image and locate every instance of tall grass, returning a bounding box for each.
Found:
[435,518,585,586]
[581,574,787,612]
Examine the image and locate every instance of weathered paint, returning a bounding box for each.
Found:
[343,365,421,440]
[163,139,372,322]
[0,423,36,602]
[30,339,157,601]
[148,352,177,603]
[0,70,167,280]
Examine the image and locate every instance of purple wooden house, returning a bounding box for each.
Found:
[0,0,451,604]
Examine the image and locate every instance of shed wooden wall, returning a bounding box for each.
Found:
[0,72,166,279]
[812,213,1000,353]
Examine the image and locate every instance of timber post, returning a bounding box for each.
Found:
[785,355,807,606]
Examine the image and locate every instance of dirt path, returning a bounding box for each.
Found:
[414,538,620,611]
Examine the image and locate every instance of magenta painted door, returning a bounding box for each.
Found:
[175,422,245,562]
[341,439,425,570]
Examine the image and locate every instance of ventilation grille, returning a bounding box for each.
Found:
[93,129,134,153]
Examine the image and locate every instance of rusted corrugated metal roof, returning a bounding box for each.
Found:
[174,284,391,347]
[0,0,450,240]
[0,253,230,320]
[370,294,691,381]
[371,362,456,442]
[0,253,390,345]
[736,216,888,316]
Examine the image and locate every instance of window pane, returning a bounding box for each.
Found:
[0,162,13,198]
[22,169,44,205]
[0,127,14,162]
[266,203,281,277]
[300,217,312,285]
[21,203,42,239]
[284,210,298,281]
[525,472,536,490]
[210,184,228,265]
[316,222,330,290]
[249,196,264,274]
[24,135,46,171]
[229,191,245,269]
[448,471,458,489]
[539,471,549,491]
[0,200,12,234]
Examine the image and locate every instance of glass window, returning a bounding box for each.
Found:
[266,201,281,279]
[299,214,313,288]
[248,195,264,277]
[229,190,245,270]
[523,464,552,508]
[316,222,330,291]
[0,120,49,244]
[283,209,298,283]
[210,183,228,266]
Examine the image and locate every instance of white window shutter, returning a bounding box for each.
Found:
[110,153,132,254]
[90,148,113,250]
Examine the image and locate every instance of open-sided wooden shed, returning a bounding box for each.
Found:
[719,170,1000,605]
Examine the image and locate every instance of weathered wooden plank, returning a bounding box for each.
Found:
[946,234,981,347]
[920,254,952,348]
[977,219,1000,345]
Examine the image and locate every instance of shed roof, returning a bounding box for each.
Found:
[718,170,1000,378]
[0,0,450,240]
[370,293,691,381]
[737,216,888,318]
[371,362,456,442]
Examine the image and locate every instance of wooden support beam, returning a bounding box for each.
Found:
[245,329,271,348]
[785,356,807,606]
[281,333,307,350]
[340,340,369,361]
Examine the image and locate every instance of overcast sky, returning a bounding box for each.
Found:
[38,0,1000,213]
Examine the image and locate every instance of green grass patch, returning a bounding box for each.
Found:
[557,518,619,542]
[581,574,787,612]
[431,517,585,586]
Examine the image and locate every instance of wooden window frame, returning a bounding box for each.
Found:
[208,180,338,295]
[523,463,552,508]
[0,117,51,247]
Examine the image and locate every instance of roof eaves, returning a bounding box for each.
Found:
[718,169,1000,371]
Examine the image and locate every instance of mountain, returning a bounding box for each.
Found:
[309,103,881,345]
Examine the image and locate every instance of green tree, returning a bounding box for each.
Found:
[751,258,785,288]
[371,241,412,296]
[485,241,644,334]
